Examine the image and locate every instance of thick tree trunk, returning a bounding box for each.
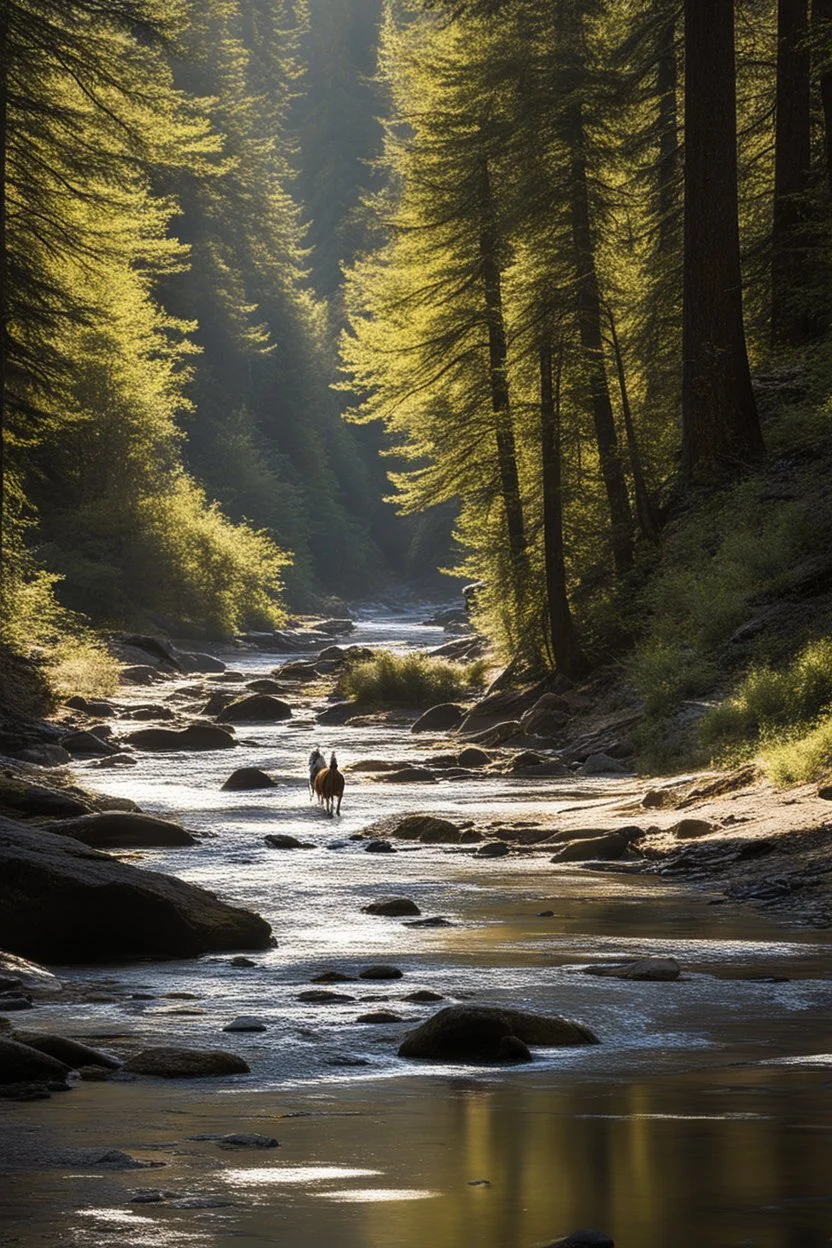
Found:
[813,0,832,195]
[772,0,812,347]
[539,341,583,679]
[478,158,529,611]
[681,0,763,484]
[656,5,678,253]
[606,308,660,542]
[0,3,8,591]
[564,99,634,573]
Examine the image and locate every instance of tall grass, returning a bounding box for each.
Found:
[341,651,487,705]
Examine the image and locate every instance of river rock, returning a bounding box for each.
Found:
[311,971,355,983]
[403,990,445,1002]
[0,952,62,996]
[228,956,257,968]
[176,651,226,675]
[216,1133,278,1149]
[550,832,630,862]
[264,834,313,849]
[0,997,32,1011]
[669,817,717,838]
[121,665,161,685]
[316,702,358,725]
[358,965,403,980]
[296,990,355,1003]
[411,704,465,733]
[318,646,345,663]
[43,812,197,849]
[457,747,490,767]
[245,678,288,695]
[124,725,236,751]
[399,1005,599,1063]
[347,759,403,773]
[475,841,510,858]
[0,817,272,961]
[579,753,628,776]
[375,766,438,783]
[0,776,92,820]
[124,1047,250,1077]
[584,957,681,982]
[60,730,120,757]
[217,695,292,724]
[201,691,237,717]
[356,1011,403,1024]
[275,660,319,679]
[388,815,461,842]
[311,618,354,635]
[223,768,277,791]
[14,744,73,768]
[362,898,421,917]
[11,1031,120,1069]
[0,1036,71,1083]
[544,1232,614,1248]
[403,916,454,928]
[365,840,395,853]
[222,1017,268,1033]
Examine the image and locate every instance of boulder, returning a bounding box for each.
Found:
[403,917,454,928]
[365,840,395,853]
[546,825,643,845]
[11,1031,120,1070]
[550,832,631,862]
[124,725,236,751]
[362,898,421,917]
[399,1005,598,1063]
[579,753,629,776]
[358,965,403,980]
[311,619,354,636]
[316,702,358,725]
[201,692,237,717]
[14,745,72,768]
[390,815,462,843]
[124,1047,250,1078]
[403,990,445,1002]
[459,685,544,733]
[60,730,120,757]
[584,957,680,982]
[355,1011,403,1024]
[296,990,355,1003]
[264,834,313,850]
[0,1036,71,1084]
[375,767,438,784]
[121,665,161,685]
[457,747,490,767]
[245,678,289,695]
[459,830,482,844]
[43,812,197,849]
[311,971,355,983]
[318,646,346,663]
[222,768,277,792]
[222,1017,267,1033]
[0,817,272,962]
[0,952,62,996]
[520,703,569,737]
[176,651,226,675]
[411,704,465,733]
[669,817,716,839]
[0,776,92,820]
[217,695,292,724]
[347,759,405,773]
[275,661,318,680]
[475,841,510,858]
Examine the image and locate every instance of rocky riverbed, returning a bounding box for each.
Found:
[2,608,832,1248]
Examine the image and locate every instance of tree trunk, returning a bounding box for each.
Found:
[813,0,832,195]
[656,4,679,253]
[606,308,660,542]
[478,157,529,611]
[0,2,8,592]
[564,98,634,573]
[539,340,583,679]
[681,0,763,484]
[772,0,813,347]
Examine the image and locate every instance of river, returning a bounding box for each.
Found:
[2,609,831,1248]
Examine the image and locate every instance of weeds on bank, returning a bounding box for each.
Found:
[341,650,487,705]
[761,716,832,784]
[46,636,121,699]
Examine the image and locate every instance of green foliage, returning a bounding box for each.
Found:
[762,716,832,786]
[341,651,487,705]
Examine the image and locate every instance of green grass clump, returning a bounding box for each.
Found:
[47,636,121,699]
[341,651,487,705]
[761,716,832,785]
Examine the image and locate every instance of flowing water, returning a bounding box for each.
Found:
[2,610,832,1248]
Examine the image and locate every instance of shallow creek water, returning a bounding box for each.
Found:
[2,611,832,1247]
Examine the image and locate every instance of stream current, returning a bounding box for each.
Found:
[3,610,832,1247]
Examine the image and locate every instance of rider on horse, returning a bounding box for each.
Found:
[308,746,326,798]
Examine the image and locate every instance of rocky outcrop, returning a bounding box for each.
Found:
[43,812,197,849]
[0,817,271,962]
[222,768,277,791]
[124,725,236,751]
[411,704,465,733]
[217,695,292,724]
[0,775,92,820]
[398,1005,599,1063]
[124,1047,249,1077]
[0,1036,71,1084]
[60,730,120,757]
[12,1030,120,1069]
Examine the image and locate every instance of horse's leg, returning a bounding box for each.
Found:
[336,792,342,815]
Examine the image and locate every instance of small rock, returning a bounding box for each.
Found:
[355,1011,403,1024]
[669,817,716,839]
[579,753,628,776]
[91,1150,165,1170]
[550,832,630,862]
[583,957,680,982]
[215,1133,278,1149]
[222,768,278,791]
[537,910,555,917]
[411,704,465,733]
[124,1048,250,1078]
[222,1017,268,1033]
[129,1190,179,1204]
[475,841,510,858]
[324,1054,370,1067]
[365,840,395,853]
[817,784,832,801]
[218,695,292,724]
[467,1178,491,1186]
[362,898,421,917]
[228,956,257,968]
[403,990,445,1003]
[311,971,355,983]
[264,834,313,850]
[78,1065,113,1081]
[459,830,482,844]
[458,747,490,767]
[296,990,355,1003]
[403,916,454,928]
[0,998,32,1012]
[358,966,403,981]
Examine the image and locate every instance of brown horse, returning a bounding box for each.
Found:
[313,752,344,816]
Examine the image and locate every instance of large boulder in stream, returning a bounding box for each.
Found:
[0,775,92,820]
[0,1036,71,1084]
[42,812,198,849]
[411,704,465,733]
[222,768,277,792]
[12,1031,121,1070]
[217,695,292,723]
[124,724,236,751]
[362,898,421,917]
[398,1005,599,1063]
[124,1047,249,1078]
[0,816,272,962]
[550,832,631,862]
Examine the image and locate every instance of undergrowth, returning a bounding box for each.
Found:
[341,650,487,705]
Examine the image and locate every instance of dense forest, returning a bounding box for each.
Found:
[3,0,832,774]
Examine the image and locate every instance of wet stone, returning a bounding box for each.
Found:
[355,1011,403,1024]
[296,990,355,1003]
[311,971,355,984]
[358,966,403,981]
[215,1133,278,1149]
[223,1016,268,1033]
[403,916,454,928]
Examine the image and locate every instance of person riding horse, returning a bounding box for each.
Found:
[308,746,326,798]
[312,751,345,816]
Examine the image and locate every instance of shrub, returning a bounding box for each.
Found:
[762,716,832,785]
[341,651,487,705]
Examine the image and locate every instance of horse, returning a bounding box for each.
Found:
[313,751,344,816]
[308,746,326,800]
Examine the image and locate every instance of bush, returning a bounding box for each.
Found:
[762,716,832,785]
[341,651,487,705]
